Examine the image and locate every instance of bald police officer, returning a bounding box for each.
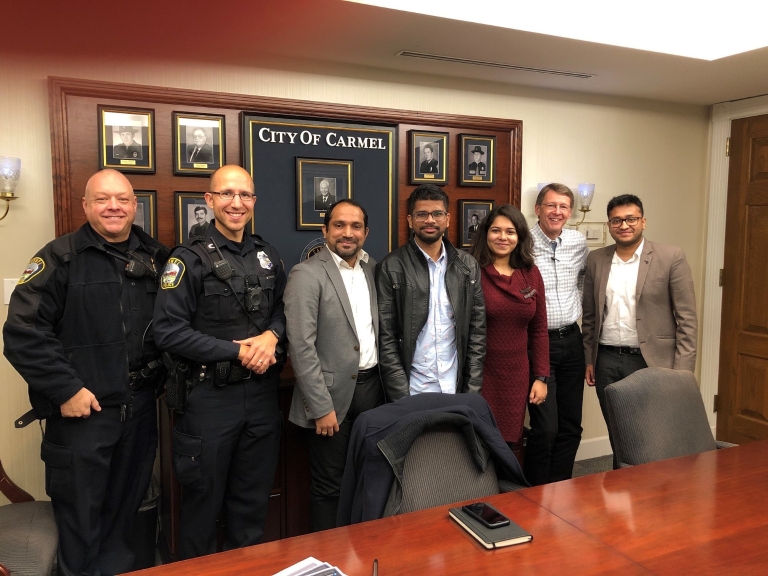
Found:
[3,169,168,575]
[153,165,286,559]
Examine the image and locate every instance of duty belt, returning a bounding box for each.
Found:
[194,361,253,386]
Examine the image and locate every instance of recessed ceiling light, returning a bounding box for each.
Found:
[347,0,768,61]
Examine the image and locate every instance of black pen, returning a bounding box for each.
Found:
[373,558,378,576]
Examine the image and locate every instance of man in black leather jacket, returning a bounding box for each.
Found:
[375,184,486,402]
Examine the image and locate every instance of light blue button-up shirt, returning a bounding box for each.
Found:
[409,243,458,395]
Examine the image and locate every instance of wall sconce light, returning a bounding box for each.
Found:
[0,157,21,221]
[574,183,595,226]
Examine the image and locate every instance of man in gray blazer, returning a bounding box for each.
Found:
[582,194,697,464]
[286,199,384,531]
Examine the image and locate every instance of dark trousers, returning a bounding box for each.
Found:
[42,387,157,576]
[173,372,282,559]
[524,325,586,485]
[306,369,384,532]
[594,346,648,468]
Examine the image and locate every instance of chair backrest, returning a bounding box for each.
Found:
[395,424,499,515]
[0,457,58,576]
[0,458,34,504]
[605,367,716,466]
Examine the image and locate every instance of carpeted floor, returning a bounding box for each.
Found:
[572,455,613,478]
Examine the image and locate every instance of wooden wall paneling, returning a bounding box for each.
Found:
[49,77,522,240]
[396,124,517,248]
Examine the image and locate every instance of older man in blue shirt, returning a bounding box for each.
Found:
[376,184,486,400]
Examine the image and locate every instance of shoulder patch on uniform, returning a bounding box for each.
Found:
[161,258,185,289]
[256,251,274,270]
[18,257,45,284]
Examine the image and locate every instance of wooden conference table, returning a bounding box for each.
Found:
[133,440,768,576]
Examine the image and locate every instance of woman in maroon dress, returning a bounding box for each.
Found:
[470,204,549,457]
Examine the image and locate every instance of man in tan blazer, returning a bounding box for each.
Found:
[286,199,384,531]
[582,194,697,463]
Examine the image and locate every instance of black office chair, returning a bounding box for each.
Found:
[604,367,735,467]
[0,458,58,576]
[390,423,523,516]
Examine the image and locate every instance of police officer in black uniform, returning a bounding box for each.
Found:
[153,165,286,559]
[3,169,168,576]
[113,125,142,160]
[468,145,486,176]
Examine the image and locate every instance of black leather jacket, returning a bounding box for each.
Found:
[375,237,486,401]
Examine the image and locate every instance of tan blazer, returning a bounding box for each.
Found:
[285,246,379,428]
[582,239,697,371]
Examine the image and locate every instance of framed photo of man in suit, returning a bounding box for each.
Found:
[459,134,495,187]
[295,157,353,230]
[173,112,225,176]
[459,199,494,248]
[409,130,448,185]
[98,106,155,173]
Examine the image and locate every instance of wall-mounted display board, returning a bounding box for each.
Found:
[47,76,523,559]
[242,115,396,263]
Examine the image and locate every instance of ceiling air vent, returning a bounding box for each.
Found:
[397,51,593,79]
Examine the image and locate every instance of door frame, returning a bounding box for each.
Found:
[702,95,768,433]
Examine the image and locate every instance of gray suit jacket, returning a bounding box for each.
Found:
[286,246,379,428]
[582,239,697,371]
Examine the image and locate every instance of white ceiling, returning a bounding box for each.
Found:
[3,0,767,106]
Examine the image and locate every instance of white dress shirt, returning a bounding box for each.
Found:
[409,242,458,395]
[531,223,589,330]
[599,239,644,347]
[329,249,377,369]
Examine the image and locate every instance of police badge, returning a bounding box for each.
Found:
[256,251,274,270]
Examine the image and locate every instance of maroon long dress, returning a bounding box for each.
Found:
[481,264,549,443]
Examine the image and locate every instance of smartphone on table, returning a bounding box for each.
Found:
[462,502,511,529]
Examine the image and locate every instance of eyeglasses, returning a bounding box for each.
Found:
[210,191,255,202]
[540,203,572,212]
[412,210,447,222]
[608,216,642,228]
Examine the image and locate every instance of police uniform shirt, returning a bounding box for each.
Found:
[113,142,142,160]
[468,161,486,175]
[103,234,163,371]
[153,223,286,364]
[3,223,168,411]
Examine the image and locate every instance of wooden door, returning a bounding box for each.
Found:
[717,114,768,443]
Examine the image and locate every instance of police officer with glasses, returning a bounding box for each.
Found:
[153,165,286,559]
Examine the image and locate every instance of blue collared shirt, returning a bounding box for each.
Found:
[409,242,458,395]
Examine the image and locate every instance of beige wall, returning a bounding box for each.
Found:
[0,53,710,502]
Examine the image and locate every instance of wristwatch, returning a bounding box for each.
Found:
[534,376,549,384]
[269,329,281,340]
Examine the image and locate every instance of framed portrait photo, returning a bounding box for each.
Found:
[98,106,155,173]
[134,190,157,238]
[295,157,353,230]
[409,130,448,185]
[173,112,225,176]
[459,199,494,248]
[459,134,496,186]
